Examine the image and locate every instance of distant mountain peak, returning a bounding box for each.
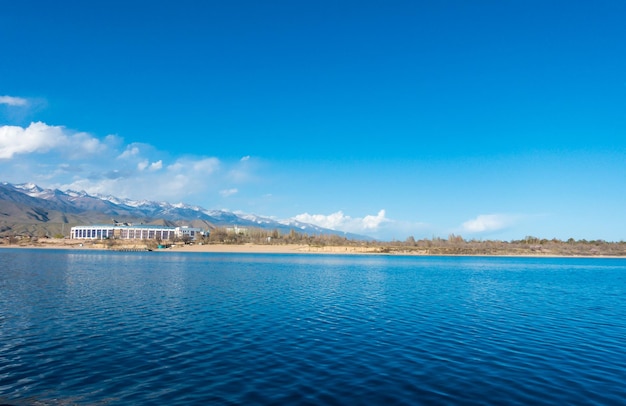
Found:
[15,182,44,193]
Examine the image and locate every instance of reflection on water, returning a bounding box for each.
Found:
[1,249,625,405]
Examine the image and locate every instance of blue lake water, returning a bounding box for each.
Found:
[1,249,625,405]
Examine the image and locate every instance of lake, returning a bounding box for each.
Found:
[1,249,625,405]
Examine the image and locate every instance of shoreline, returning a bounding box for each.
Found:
[0,241,376,255]
[1,239,625,258]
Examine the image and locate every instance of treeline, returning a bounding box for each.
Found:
[206,227,353,246]
[205,228,626,256]
[385,234,626,256]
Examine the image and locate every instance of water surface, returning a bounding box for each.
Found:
[1,250,625,405]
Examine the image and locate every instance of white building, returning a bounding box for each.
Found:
[226,226,248,235]
[70,225,204,241]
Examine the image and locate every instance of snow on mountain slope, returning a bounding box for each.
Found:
[1,182,372,239]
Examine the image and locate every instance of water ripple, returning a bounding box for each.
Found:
[1,251,625,405]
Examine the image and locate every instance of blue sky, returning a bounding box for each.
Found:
[1,1,625,241]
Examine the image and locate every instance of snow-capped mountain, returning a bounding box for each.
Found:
[1,182,369,239]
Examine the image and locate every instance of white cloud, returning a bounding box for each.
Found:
[240,155,250,161]
[73,133,102,154]
[220,188,238,197]
[94,156,221,200]
[362,210,388,229]
[138,160,163,171]
[0,121,105,159]
[296,211,346,230]
[295,209,390,235]
[118,146,140,159]
[149,160,163,171]
[292,209,429,240]
[461,214,517,233]
[0,95,28,106]
[0,122,61,158]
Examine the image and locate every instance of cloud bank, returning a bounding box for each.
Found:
[293,209,432,239]
[295,210,391,235]
[0,121,254,204]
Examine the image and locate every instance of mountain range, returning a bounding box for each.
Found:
[0,182,367,240]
